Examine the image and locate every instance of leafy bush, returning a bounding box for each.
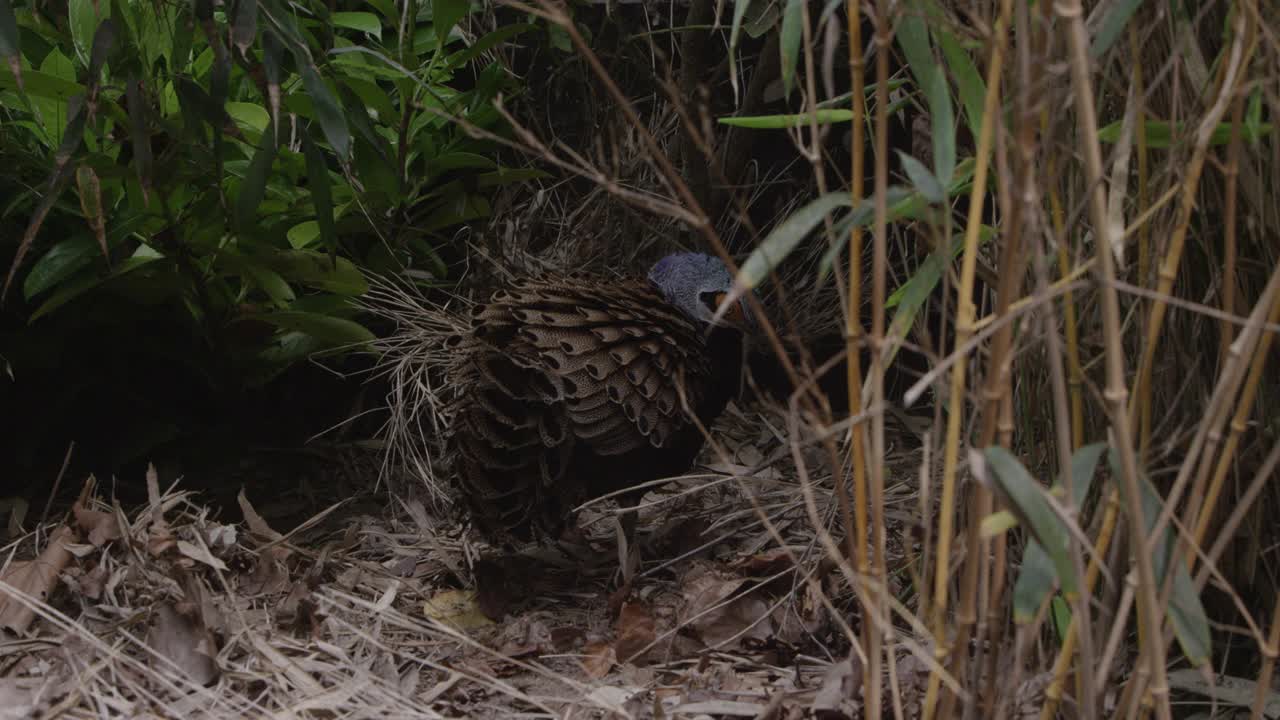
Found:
[0,0,536,466]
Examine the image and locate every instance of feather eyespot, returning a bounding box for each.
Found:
[607,385,621,402]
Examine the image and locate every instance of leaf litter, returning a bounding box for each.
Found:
[0,400,934,718]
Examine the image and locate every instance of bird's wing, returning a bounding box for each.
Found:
[473,277,711,456]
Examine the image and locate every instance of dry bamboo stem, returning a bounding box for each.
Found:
[921,1,1012,716]
[1059,0,1171,716]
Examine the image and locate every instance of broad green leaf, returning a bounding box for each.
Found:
[242,264,294,305]
[1050,596,1072,641]
[432,0,469,46]
[430,152,495,175]
[287,220,320,249]
[779,0,802,97]
[896,151,943,204]
[332,11,380,38]
[1090,0,1142,58]
[263,250,367,295]
[23,235,98,299]
[299,63,351,160]
[30,254,161,320]
[0,68,84,100]
[255,311,374,345]
[983,446,1076,597]
[719,109,853,128]
[69,0,110,68]
[1013,442,1105,623]
[1106,448,1211,666]
[226,102,269,134]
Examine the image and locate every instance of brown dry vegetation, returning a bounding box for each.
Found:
[3,0,1280,718]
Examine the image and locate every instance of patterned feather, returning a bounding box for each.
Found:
[446,272,744,542]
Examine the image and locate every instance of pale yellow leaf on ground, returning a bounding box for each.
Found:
[422,589,494,631]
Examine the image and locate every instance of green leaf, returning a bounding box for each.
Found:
[242,264,295,305]
[332,11,381,39]
[476,167,551,188]
[225,102,269,134]
[896,4,955,185]
[719,109,853,128]
[1050,595,1072,641]
[29,254,161,321]
[779,0,802,97]
[302,126,336,253]
[429,151,495,175]
[287,220,320,249]
[730,192,853,305]
[0,68,84,100]
[23,235,98,299]
[983,446,1076,597]
[935,24,984,143]
[235,123,277,229]
[1097,118,1272,147]
[445,23,534,69]
[69,0,110,68]
[896,151,944,204]
[1106,448,1212,666]
[1090,0,1142,58]
[432,0,469,46]
[125,77,151,193]
[299,63,351,161]
[255,311,374,346]
[1012,443,1105,622]
[263,250,367,295]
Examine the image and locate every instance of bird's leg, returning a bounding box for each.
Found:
[616,507,640,589]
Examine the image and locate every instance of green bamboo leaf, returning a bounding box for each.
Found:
[332,11,380,39]
[254,311,374,346]
[1097,118,1272,147]
[432,0,469,46]
[299,63,350,160]
[983,446,1077,597]
[727,192,853,309]
[235,123,276,229]
[445,23,534,69]
[1106,449,1211,666]
[1012,443,1104,622]
[896,5,955,185]
[29,254,161,320]
[779,0,802,97]
[69,0,111,68]
[263,250,367,296]
[935,25,984,143]
[23,235,98,299]
[1090,0,1142,58]
[896,151,943,204]
[125,77,151,195]
[719,109,853,128]
[302,126,336,254]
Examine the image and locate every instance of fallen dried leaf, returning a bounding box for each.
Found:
[146,602,220,686]
[674,699,767,717]
[581,641,616,679]
[0,526,75,633]
[176,539,228,571]
[681,566,774,648]
[71,499,121,547]
[812,656,862,720]
[615,601,656,664]
[423,589,494,631]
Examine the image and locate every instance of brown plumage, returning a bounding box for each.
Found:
[445,257,748,543]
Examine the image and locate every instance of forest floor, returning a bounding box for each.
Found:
[0,406,1058,718]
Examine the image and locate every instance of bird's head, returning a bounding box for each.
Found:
[647,252,752,331]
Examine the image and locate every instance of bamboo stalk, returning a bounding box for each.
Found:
[921,1,1013,716]
[845,0,876,712]
[1058,1,1172,716]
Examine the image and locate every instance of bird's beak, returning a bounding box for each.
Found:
[714,292,753,331]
